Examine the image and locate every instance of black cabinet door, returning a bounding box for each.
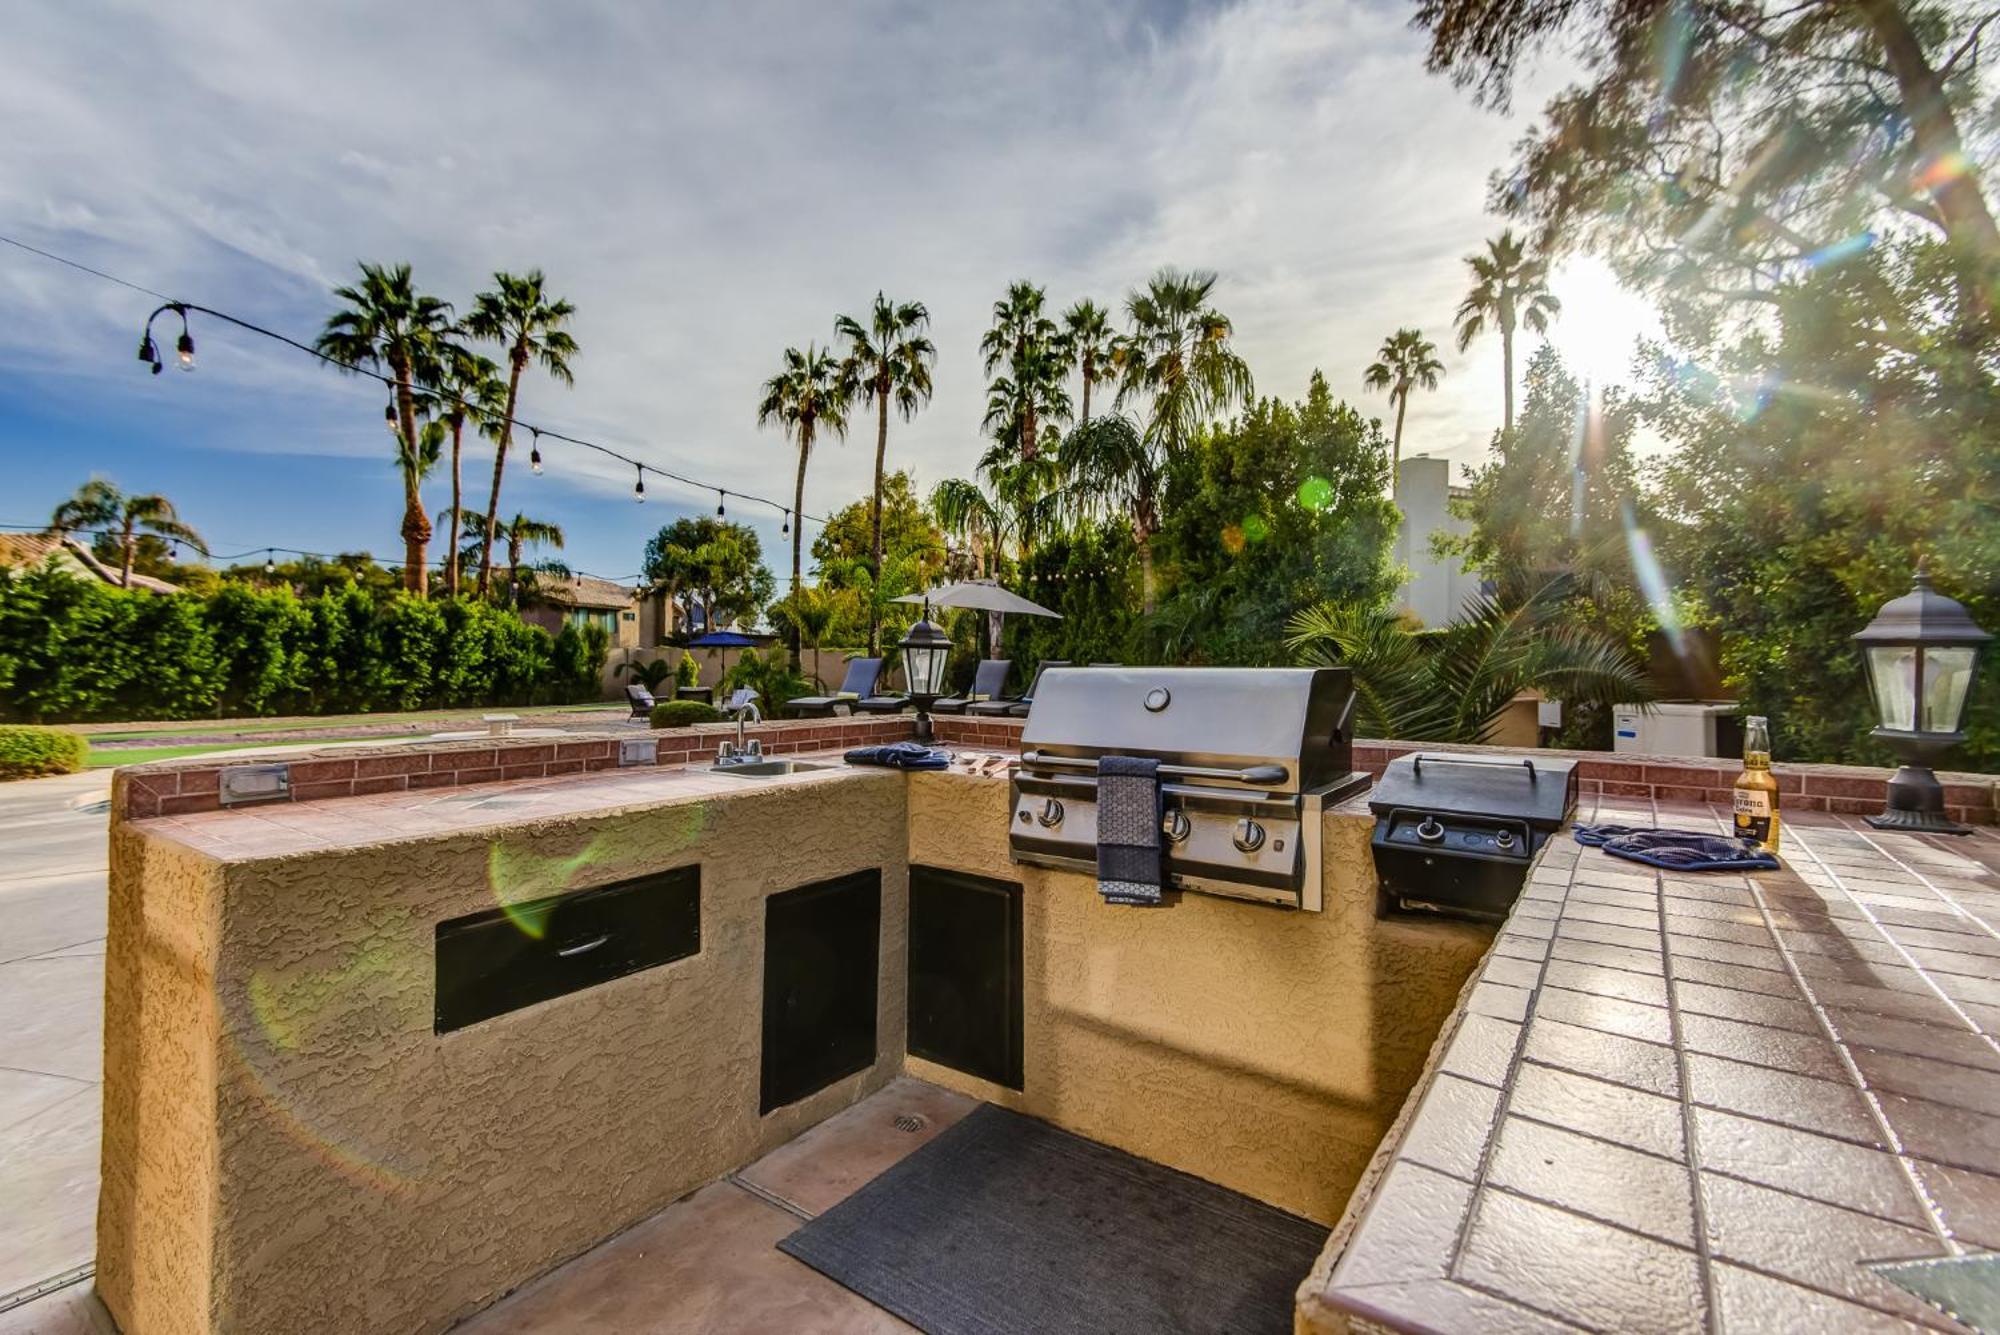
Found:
[435,866,701,1034]
[908,866,1024,1089]
[761,870,881,1114]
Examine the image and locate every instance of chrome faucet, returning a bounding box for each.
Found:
[717,692,763,763]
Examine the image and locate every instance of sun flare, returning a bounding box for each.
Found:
[1547,257,1662,386]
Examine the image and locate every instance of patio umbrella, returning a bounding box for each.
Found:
[684,629,759,685]
[893,580,1061,657]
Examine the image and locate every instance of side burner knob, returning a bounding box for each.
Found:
[1231,817,1266,853]
[1415,817,1446,844]
[1037,798,1065,828]
[1162,809,1192,844]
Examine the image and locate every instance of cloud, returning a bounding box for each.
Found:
[0,0,1580,576]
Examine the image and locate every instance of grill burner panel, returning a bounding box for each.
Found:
[1369,753,1579,920]
[1008,667,1368,910]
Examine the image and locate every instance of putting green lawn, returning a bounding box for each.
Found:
[83,741,305,769]
[77,703,617,743]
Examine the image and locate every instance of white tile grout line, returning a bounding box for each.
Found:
[1652,792,1722,1334]
[1700,805,1966,1259]
[1829,816,2000,948]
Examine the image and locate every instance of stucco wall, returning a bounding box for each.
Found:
[904,772,1493,1225]
[99,771,910,1335]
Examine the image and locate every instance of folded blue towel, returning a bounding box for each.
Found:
[1573,824,1780,872]
[843,742,951,771]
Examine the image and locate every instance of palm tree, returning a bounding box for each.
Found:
[48,479,208,586]
[464,270,579,598]
[1286,585,1647,743]
[316,262,456,594]
[835,293,936,652]
[929,477,1010,578]
[428,346,506,598]
[980,282,1067,463]
[1061,414,1164,612]
[1060,299,1117,426]
[757,343,851,649]
[496,512,565,602]
[1115,267,1253,455]
[1453,230,1560,433]
[1362,328,1446,494]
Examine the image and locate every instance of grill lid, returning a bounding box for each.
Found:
[1368,753,1578,829]
[1019,666,1353,791]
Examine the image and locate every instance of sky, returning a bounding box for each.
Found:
[0,0,1658,587]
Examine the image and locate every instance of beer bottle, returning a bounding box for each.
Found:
[1732,715,1781,852]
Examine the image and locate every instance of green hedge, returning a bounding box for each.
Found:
[0,726,87,779]
[0,563,609,723]
[651,700,722,728]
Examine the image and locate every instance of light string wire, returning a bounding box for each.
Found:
[0,232,824,528]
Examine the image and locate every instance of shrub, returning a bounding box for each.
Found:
[0,726,87,780]
[651,700,722,728]
[676,650,700,690]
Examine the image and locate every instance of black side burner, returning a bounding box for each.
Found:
[1369,753,1578,920]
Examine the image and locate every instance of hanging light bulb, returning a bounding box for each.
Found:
[168,539,179,560]
[384,401,396,424]
[137,332,161,374]
[263,550,276,576]
[716,490,726,517]
[175,328,196,371]
[529,429,543,475]
[781,510,790,536]
[634,467,646,502]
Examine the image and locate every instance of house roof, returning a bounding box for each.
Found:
[541,574,637,610]
[0,532,181,594]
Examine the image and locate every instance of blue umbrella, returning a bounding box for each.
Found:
[684,629,760,695]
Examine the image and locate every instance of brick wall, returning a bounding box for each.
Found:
[1351,740,1998,827]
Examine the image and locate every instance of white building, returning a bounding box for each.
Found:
[1392,454,1483,627]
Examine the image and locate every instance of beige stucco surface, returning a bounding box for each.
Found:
[904,772,1493,1225]
[99,767,910,1335]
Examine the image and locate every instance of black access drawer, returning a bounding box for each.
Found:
[909,866,1023,1089]
[434,865,701,1034]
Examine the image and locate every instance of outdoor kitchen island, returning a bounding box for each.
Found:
[92,727,1492,1335]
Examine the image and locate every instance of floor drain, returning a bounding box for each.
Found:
[893,1113,928,1134]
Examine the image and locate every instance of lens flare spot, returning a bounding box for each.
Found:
[1801,231,1874,271]
[1242,513,1270,544]
[1914,152,1971,193]
[1221,524,1245,555]
[1296,476,1334,511]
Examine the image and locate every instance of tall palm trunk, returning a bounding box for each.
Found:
[1079,362,1093,427]
[393,358,429,595]
[480,351,527,597]
[119,515,136,588]
[446,417,465,597]
[869,376,889,654]
[790,422,813,660]
[1499,295,1517,434]
[1391,383,1410,496]
[1022,402,1038,463]
[1138,536,1156,615]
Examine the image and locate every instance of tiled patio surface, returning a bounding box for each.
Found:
[1318,796,2000,1333]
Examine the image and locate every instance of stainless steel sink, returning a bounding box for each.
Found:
[705,759,831,779]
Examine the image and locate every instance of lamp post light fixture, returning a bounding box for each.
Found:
[898,605,953,743]
[1852,561,1990,835]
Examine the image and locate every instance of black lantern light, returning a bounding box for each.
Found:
[898,603,953,743]
[1852,561,1990,835]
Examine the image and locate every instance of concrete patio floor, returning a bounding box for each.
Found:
[0,770,111,1321]
[3,1077,973,1334]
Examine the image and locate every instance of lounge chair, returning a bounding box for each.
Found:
[967,660,1067,717]
[782,657,884,718]
[625,684,656,719]
[930,659,1014,715]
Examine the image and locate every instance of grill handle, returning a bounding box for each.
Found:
[1409,754,1537,780]
[1021,751,1289,785]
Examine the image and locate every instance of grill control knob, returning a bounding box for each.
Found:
[1494,829,1517,851]
[1415,817,1446,844]
[1037,797,1064,828]
[1162,809,1192,844]
[1231,817,1266,853]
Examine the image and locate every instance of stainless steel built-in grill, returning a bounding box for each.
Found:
[1008,667,1369,910]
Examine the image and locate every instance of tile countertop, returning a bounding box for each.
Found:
[1308,794,2000,1335]
[121,749,912,861]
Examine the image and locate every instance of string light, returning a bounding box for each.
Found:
[175,328,195,371]
[716,490,726,517]
[634,466,646,502]
[529,428,542,475]
[782,510,790,536]
[383,401,395,424]
[262,549,276,576]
